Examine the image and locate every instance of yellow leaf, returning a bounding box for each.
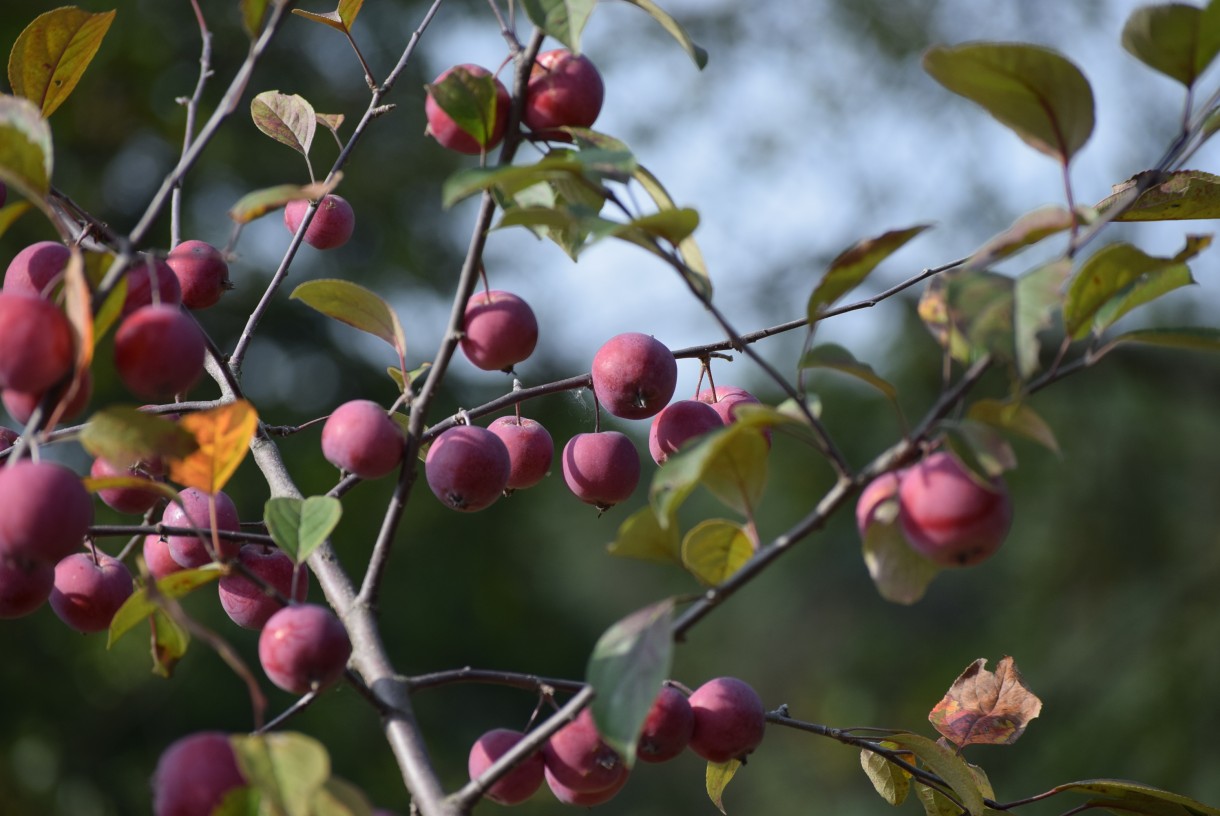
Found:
[169,401,259,493]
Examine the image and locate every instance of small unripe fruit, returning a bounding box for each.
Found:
[637,684,695,763]
[0,461,93,565]
[167,240,231,309]
[542,708,624,793]
[258,603,352,694]
[219,544,309,630]
[468,728,545,806]
[461,290,539,372]
[284,194,356,250]
[152,731,246,816]
[0,556,55,619]
[425,425,512,512]
[688,677,766,763]
[524,50,605,137]
[162,488,242,568]
[488,416,553,490]
[321,399,404,480]
[591,333,678,420]
[49,551,134,633]
[561,431,640,510]
[897,452,1012,566]
[4,240,69,296]
[425,64,511,155]
[648,399,722,464]
[114,304,206,399]
[0,292,75,394]
[121,256,183,318]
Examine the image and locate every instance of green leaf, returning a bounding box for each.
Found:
[0,200,32,239]
[1122,4,1217,87]
[150,608,189,678]
[587,598,674,767]
[231,732,332,816]
[8,7,116,119]
[292,0,365,32]
[80,405,199,467]
[264,496,342,564]
[1014,259,1071,379]
[682,520,754,586]
[291,279,407,360]
[861,745,913,805]
[923,42,1094,164]
[251,91,317,157]
[1109,327,1220,352]
[444,154,598,209]
[621,0,708,68]
[799,344,898,401]
[311,777,375,816]
[809,225,931,319]
[1096,170,1220,221]
[624,208,699,245]
[426,67,506,153]
[943,419,1018,479]
[862,517,941,605]
[967,399,1060,454]
[1092,265,1195,335]
[0,94,53,203]
[884,733,985,816]
[1064,244,1182,339]
[108,565,223,648]
[698,428,769,516]
[522,0,597,52]
[228,180,335,223]
[213,786,261,816]
[966,207,1074,269]
[608,505,682,564]
[1053,780,1220,816]
[633,163,711,297]
[918,269,1015,365]
[916,780,969,816]
[241,0,272,38]
[706,758,742,814]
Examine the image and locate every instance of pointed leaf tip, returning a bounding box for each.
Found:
[8,7,116,118]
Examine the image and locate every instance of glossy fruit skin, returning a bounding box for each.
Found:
[425,64,511,155]
[284,194,356,250]
[0,556,55,619]
[152,731,246,816]
[0,461,93,565]
[0,292,75,394]
[855,471,904,538]
[544,763,628,806]
[897,452,1013,566]
[648,399,722,464]
[561,432,640,509]
[114,304,206,399]
[488,416,553,490]
[143,535,184,581]
[461,290,538,372]
[524,50,605,136]
[467,728,545,806]
[91,454,165,515]
[637,684,695,763]
[542,708,624,793]
[424,425,512,512]
[321,399,404,480]
[4,240,70,297]
[688,677,766,763]
[258,603,352,694]
[167,240,231,309]
[121,256,183,318]
[162,488,242,568]
[2,367,91,428]
[48,551,134,633]
[591,333,678,420]
[219,544,310,630]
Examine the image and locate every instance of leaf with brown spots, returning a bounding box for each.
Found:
[929,656,1042,748]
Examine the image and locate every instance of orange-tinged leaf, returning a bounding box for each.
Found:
[169,401,259,494]
[8,7,116,118]
[62,246,92,368]
[929,656,1042,748]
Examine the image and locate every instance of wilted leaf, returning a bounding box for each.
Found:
[169,401,260,494]
[621,0,708,68]
[682,520,754,586]
[108,564,223,648]
[1122,4,1218,87]
[706,758,742,814]
[1097,170,1220,221]
[923,42,1094,164]
[809,225,931,319]
[291,279,407,361]
[967,399,1060,454]
[919,269,1015,365]
[862,519,941,605]
[522,0,596,52]
[885,733,984,816]
[80,405,198,467]
[608,505,682,564]
[1052,780,1220,816]
[251,91,317,157]
[232,732,331,816]
[861,745,914,805]
[966,207,1074,269]
[929,656,1042,748]
[228,179,337,223]
[264,496,342,565]
[1108,327,1220,352]
[0,94,53,203]
[8,7,116,118]
[150,608,189,678]
[587,598,674,766]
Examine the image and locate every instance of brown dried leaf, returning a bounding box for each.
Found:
[928,656,1042,748]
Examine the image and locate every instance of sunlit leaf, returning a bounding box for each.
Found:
[862,517,941,605]
[1064,243,1185,340]
[1096,170,1220,221]
[251,91,317,157]
[231,732,331,816]
[8,7,116,118]
[633,163,711,297]
[107,564,223,648]
[860,744,914,806]
[264,496,342,565]
[929,656,1043,748]
[83,474,178,504]
[966,206,1073,268]
[1109,326,1220,352]
[706,758,742,814]
[681,520,754,586]
[608,505,682,564]
[0,94,52,203]
[1092,265,1195,335]
[621,0,708,68]
[80,405,198,467]
[1051,780,1220,816]
[522,0,597,52]
[291,279,407,361]
[697,429,769,517]
[169,401,260,494]
[587,598,674,766]
[228,179,337,223]
[967,399,1060,454]
[1122,4,1218,87]
[923,42,1094,164]
[884,733,984,816]
[809,225,931,319]
[150,608,189,678]
[292,0,364,32]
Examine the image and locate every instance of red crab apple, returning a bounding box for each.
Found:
[162,487,242,568]
[0,426,17,450]
[648,399,722,464]
[425,425,512,512]
[48,550,134,633]
[114,304,206,399]
[544,763,629,806]
[121,255,183,318]
[219,544,310,630]
[897,452,1013,566]
[143,535,184,581]
[167,240,231,309]
[0,291,75,394]
[468,728,546,806]
[688,677,766,763]
[488,415,553,490]
[284,194,356,250]
[4,240,69,297]
[152,731,247,816]
[425,64,511,155]
[542,708,625,793]
[321,399,404,480]
[561,431,640,510]
[637,684,695,763]
[524,50,605,136]
[0,460,93,565]
[591,332,677,420]
[0,556,55,619]
[3,368,92,429]
[855,470,905,538]
[258,603,352,694]
[91,454,166,516]
[461,290,538,371]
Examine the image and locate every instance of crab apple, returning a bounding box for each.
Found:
[48,551,134,633]
[0,292,75,394]
[544,763,628,806]
[0,460,93,565]
[696,385,761,423]
[3,368,92,428]
[219,544,309,630]
[467,728,546,806]
[425,64,511,155]
[0,426,17,450]
[121,255,183,318]
[648,399,722,465]
[688,677,767,764]
[637,684,695,763]
[143,535,184,581]
[591,333,677,420]
[897,451,1013,566]
[114,304,206,400]
[167,240,231,309]
[321,399,404,480]
[425,425,512,512]
[855,470,904,538]
[152,731,247,816]
[91,454,166,515]
[162,487,242,568]
[561,431,640,510]
[461,290,539,372]
[488,416,553,490]
[0,556,55,619]
[284,194,356,250]
[4,240,69,297]
[542,708,625,794]
[524,50,605,136]
[258,603,352,694]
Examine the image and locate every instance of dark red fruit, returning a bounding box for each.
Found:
[152,731,247,816]
[4,240,69,297]
[688,677,766,763]
[143,535,184,581]
[3,367,91,428]
[0,556,55,619]
[162,487,241,568]
[591,333,677,420]
[897,452,1013,566]
[648,399,722,464]
[544,763,628,806]
[0,292,75,394]
[121,255,183,318]
[114,304,206,399]
[542,708,624,793]
[461,290,538,372]
[258,603,352,694]
[284,194,355,250]
[467,728,546,806]
[0,426,17,450]
[561,432,640,510]
[91,454,166,516]
[49,551,134,633]
[425,64,511,155]
[488,416,553,490]
[321,399,404,480]
[637,684,695,763]
[0,460,93,565]
[524,50,605,136]
[167,240,231,309]
[219,544,309,630]
[424,425,511,512]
